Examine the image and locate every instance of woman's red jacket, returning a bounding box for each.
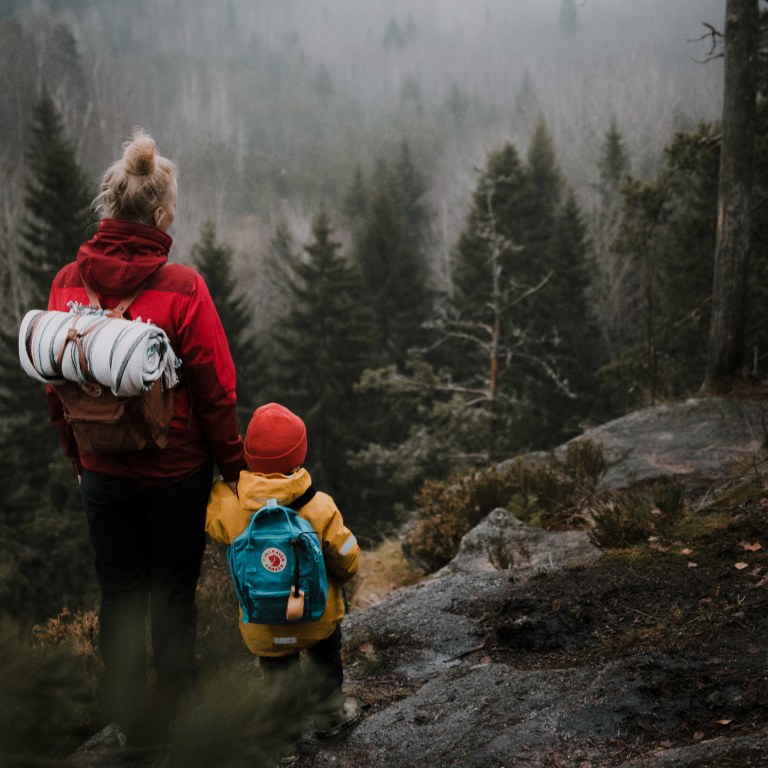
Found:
[46,218,245,484]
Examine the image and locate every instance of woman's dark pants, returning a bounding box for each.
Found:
[80,464,211,739]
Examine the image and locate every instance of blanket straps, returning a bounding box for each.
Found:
[55,317,110,384]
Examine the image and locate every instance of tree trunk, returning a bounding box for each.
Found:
[705,0,758,391]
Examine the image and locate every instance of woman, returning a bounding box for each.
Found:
[46,129,245,743]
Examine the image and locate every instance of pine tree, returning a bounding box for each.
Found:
[592,117,631,357]
[602,125,721,408]
[526,117,562,256]
[530,191,605,441]
[353,145,432,367]
[16,86,93,308]
[0,86,95,622]
[0,86,93,482]
[262,211,375,519]
[448,131,595,452]
[706,0,759,389]
[190,220,257,419]
[599,117,630,195]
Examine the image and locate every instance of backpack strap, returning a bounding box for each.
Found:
[286,485,316,511]
[286,485,317,600]
[81,266,165,318]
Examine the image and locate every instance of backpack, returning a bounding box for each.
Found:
[227,487,328,625]
[52,377,174,454]
[19,275,177,454]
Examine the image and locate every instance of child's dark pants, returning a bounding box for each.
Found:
[259,625,344,704]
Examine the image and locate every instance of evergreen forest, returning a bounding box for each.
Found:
[0,0,763,637]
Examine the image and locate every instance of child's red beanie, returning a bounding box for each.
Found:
[244,402,307,474]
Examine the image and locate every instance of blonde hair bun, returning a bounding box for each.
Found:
[123,130,157,177]
[95,128,176,224]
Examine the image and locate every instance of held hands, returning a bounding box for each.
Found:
[216,474,239,496]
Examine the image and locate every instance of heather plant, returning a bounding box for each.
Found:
[587,476,687,550]
[588,490,656,549]
[0,615,96,765]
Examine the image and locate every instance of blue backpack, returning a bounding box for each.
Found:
[227,487,328,625]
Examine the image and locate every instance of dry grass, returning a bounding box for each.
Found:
[33,607,99,659]
[347,538,424,612]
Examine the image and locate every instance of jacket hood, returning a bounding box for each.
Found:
[237,468,312,512]
[76,218,171,296]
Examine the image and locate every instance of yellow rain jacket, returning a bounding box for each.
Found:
[205,467,359,657]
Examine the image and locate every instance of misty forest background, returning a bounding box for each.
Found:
[0,0,764,627]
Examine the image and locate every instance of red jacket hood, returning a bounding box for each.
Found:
[76,218,172,295]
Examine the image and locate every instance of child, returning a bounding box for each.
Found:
[206,402,361,747]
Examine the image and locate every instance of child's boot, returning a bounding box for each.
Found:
[314,696,360,738]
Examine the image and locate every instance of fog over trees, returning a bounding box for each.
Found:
[0,0,722,276]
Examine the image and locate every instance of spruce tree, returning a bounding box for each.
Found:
[592,117,631,357]
[262,211,375,520]
[603,125,721,407]
[448,131,597,452]
[449,142,538,455]
[190,220,257,420]
[599,117,630,194]
[529,191,605,441]
[353,144,432,367]
[526,117,562,265]
[452,143,530,316]
[512,70,540,132]
[0,86,93,484]
[0,87,95,622]
[343,165,368,222]
[16,86,93,308]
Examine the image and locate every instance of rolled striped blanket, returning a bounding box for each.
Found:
[19,304,180,397]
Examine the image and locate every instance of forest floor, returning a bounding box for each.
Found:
[482,534,768,761]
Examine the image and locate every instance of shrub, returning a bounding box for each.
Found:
[33,606,99,659]
[402,440,608,573]
[0,615,95,763]
[402,466,522,572]
[588,490,655,549]
[563,439,608,491]
[587,475,688,550]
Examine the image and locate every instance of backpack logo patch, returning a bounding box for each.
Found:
[262,547,287,573]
